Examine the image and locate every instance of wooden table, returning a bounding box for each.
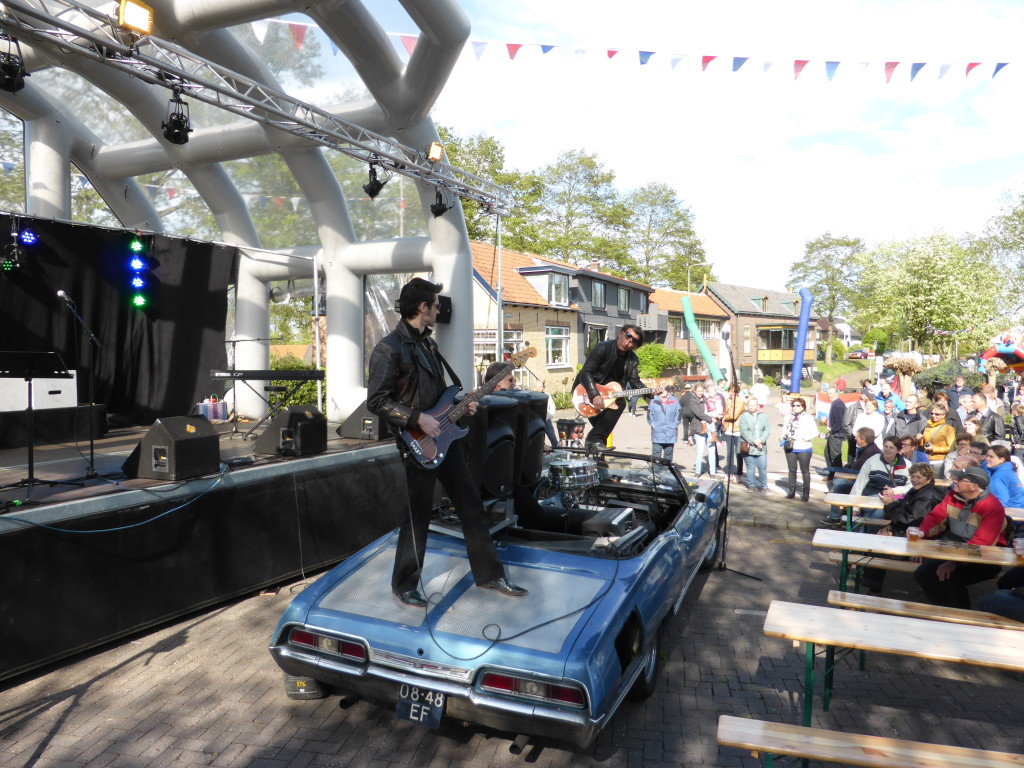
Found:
[763,600,1024,726]
[1007,507,1024,522]
[824,493,887,531]
[813,527,1022,591]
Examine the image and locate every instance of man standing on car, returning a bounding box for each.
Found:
[573,324,659,448]
[367,278,527,607]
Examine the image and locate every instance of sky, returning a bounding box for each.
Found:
[305,0,1024,291]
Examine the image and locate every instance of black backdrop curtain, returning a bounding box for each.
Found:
[0,215,237,425]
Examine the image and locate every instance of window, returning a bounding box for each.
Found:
[669,317,683,339]
[617,287,630,313]
[743,325,751,354]
[593,281,605,309]
[639,293,648,313]
[473,328,524,369]
[549,273,569,306]
[586,325,607,353]
[696,319,721,339]
[546,326,570,366]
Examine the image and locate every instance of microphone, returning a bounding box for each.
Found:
[56,290,75,308]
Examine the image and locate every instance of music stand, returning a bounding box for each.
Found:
[0,351,80,497]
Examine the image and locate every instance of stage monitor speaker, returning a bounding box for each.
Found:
[435,295,453,324]
[497,391,548,486]
[254,405,327,457]
[460,394,517,500]
[337,400,391,441]
[122,416,221,481]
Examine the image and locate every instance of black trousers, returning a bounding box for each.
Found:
[914,559,1003,609]
[786,450,812,494]
[825,434,846,475]
[392,439,505,594]
[584,402,626,446]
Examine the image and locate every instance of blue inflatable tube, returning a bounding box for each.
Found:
[789,288,814,394]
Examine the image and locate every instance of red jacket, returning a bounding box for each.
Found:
[919,489,1009,546]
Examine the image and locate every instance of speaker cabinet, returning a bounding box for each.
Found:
[498,391,548,486]
[254,405,327,457]
[337,400,391,440]
[460,395,517,499]
[122,416,221,481]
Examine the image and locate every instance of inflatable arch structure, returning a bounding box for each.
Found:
[0,0,501,422]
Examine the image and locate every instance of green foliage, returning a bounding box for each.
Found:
[552,390,574,410]
[270,353,321,406]
[912,359,985,391]
[860,328,890,356]
[635,343,692,378]
[270,294,314,344]
[818,337,847,360]
[762,375,777,387]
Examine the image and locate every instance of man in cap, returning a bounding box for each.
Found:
[913,465,1011,609]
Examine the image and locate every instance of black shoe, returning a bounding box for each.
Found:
[819,517,843,528]
[801,492,810,502]
[396,589,428,607]
[786,491,796,499]
[480,577,528,597]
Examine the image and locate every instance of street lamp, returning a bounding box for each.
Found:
[686,262,710,295]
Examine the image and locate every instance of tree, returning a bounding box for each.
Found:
[611,182,707,288]
[535,150,628,267]
[786,233,865,365]
[436,124,545,253]
[850,233,1004,357]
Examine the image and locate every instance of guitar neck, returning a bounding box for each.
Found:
[613,387,657,399]
[448,361,513,421]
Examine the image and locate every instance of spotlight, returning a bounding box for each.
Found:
[162,89,192,145]
[1,243,21,273]
[118,0,154,36]
[0,34,27,93]
[426,141,444,163]
[362,163,388,199]
[430,189,451,218]
[18,229,37,246]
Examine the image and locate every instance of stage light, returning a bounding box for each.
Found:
[426,142,444,163]
[118,0,154,36]
[363,165,385,199]
[127,236,154,309]
[430,189,451,218]
[129,238,144,252]
[1,243,20,273]
[18,229,37,246]
[162,90,192,145]
[0,34,27,93]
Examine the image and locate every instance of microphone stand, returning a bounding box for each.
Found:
[717,329,762,581]
[60,294,103,480]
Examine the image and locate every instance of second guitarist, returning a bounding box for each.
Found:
[573,324,660,448]
[367,278,527,607]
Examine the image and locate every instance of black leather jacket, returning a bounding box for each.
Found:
[572,340,642,400]
[367,320,448,433]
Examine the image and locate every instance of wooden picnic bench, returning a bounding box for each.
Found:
[762,600,1024,726]
[717,715,1024,768]
[827,589,1024,631]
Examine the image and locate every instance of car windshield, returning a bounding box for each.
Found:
[553,448,685,493]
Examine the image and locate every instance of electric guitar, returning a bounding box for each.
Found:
[573,382,659,418]
[400,346,538,469]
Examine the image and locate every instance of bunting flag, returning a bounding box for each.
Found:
[250,20,269,44]
[239,18,1017,86]
[167,188,176,200]
[399,35,417,57]
[1,161,14,174]
[288,23,306,51]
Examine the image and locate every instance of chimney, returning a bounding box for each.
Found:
[588,260,601,272]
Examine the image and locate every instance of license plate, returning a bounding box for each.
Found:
[395,684,445,729]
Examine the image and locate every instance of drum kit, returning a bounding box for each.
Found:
[547,457,598,506]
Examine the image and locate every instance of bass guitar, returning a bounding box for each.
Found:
[572,382,658,418]
[400,346,537,469]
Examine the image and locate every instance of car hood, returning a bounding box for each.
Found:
[296,535,623,674]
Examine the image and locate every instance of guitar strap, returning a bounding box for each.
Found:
[433,345,463,391]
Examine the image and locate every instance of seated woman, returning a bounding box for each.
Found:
[983,444,1024,508]
[820,427,881,527]
[850,435,910,513]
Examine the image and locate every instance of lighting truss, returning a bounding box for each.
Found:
[0,0,513,213]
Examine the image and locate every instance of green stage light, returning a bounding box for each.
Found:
[132,294,148,308]
[129,238,144,252]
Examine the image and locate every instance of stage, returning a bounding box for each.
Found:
[0,420,407,684]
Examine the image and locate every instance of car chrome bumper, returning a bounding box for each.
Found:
[270,644,603,748]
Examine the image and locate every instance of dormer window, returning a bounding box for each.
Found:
[549,273,569,306]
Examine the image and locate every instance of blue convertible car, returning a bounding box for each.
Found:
[269,449,726,748]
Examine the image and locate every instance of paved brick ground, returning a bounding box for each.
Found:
[2,394,1022,767]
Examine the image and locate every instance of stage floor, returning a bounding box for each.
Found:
[0,418,391,512]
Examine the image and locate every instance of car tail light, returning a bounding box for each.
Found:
[288,627,366,661]
[480,672,586,709]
